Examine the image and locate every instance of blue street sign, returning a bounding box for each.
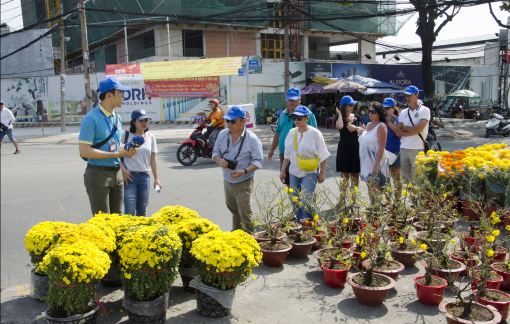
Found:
[238,68,246,76]
[249,60,259,68]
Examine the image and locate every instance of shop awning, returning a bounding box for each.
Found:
[300,82,337,94]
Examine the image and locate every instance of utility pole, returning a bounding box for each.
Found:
[283,0,290,106]
[59,3,66,132]
[166,17,173,61]
[124,18,129,63]
[79,0,92,112]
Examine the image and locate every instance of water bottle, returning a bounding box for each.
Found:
[152,181,161,193]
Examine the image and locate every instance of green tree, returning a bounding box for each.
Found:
[489,2,510,28]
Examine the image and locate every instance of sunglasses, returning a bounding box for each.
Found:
[368,110,377,114]
[383,106,393,110]
[291,115,306,121]
[226,118,244,125]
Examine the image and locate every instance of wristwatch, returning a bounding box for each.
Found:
[244,168,248,174]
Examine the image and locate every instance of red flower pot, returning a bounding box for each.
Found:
[491,263,510,291]
[252,231,287,244]
[312,247,351,267]
[486,206,505,227]
[449,252,478,275]
[470,270,503,292]
[341,240,353,249]
[350,246,368,268]
[390,245,424,268]
[311,231,326,250]
[461,199,483,222]
[281,235,317,259]
[388,228,409,243]
[321,261,350,288]
[493,247,508,263]
[346,273,396,307]
[362,260,405,281]
[420,259,466,285]
[259,242,292,267]
[414,275,448,306]
[476,289,510,322]
[439,301,501,324]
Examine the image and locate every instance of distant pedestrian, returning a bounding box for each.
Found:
[280,106,330,221]
[268,88,317,187]
[79,76,137,216]
[335,95,364,206]
[0,100,20,154]
[397,86,430,185]
[384,98,405,201]
[212,106,264,233]
[120,109,161,217]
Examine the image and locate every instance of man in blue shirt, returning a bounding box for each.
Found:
[268,88,317,186]
[79,76,137,216]
[213,106,264,233]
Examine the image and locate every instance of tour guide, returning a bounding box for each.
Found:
[212,106,264,233]
[79,76,137,216]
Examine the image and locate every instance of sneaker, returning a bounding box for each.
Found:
[14,150,20,154]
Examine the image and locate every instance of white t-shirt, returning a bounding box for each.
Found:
[399,105,430,150]
[284,127,331,178]
[122,131,158,173]
[1,108,15,129]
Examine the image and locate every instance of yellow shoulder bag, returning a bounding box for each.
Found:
[294,129,320,171]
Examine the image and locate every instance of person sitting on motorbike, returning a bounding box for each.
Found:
[203,99,224,138]
[426,119,439,149]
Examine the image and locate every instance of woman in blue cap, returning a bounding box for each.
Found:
[383,97,404,201]
[120,109,161,216]
[280,106,330,221]
[335,95,364,207]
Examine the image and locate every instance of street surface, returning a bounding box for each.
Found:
[2,123,510,323]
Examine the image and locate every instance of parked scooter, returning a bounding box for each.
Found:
[176,119,214,166]
[462,108,480,121]
[271,110,283,132]
[485,113,510,138]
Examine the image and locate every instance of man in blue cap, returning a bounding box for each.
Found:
[213,105,264,233]
[396,85,430,184]
[268,87,317,186]
[0,100,20,154]
[79,76,138,216]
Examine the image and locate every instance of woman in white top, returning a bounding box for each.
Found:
[120,109,161,216]
[280,106,331,221]
[358,102,389,203]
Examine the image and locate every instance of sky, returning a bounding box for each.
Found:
[0,0,508,51]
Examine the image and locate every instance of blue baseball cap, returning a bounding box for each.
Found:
[404,85,419,95]
[0,100,3,104]
[223,106,246,120]
[382,98,396,107]
[98,76,130,93]
[131,109,151,120]
[291,106,310,117]
[286,87,301,100]
[340,95,357,106]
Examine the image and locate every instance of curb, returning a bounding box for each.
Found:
[13,121,194,128]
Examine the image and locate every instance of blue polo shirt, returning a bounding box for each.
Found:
[275,108,317,154]
[78,105,122,166]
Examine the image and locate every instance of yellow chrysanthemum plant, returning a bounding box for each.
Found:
[172,218,220,269]
[251,179,295,245]
[38,240,110,318]
[190,230,262,290]
[24,221,75,274]
[118,223,182,302]
[414,150,441,187]
[54,223,116,254]
[151,205,200,225]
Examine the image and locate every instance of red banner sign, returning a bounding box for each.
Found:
[105,63,141,75]
[144,77,220,97]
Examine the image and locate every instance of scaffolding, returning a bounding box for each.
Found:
[45,0,66,74]
[289,0,300,58]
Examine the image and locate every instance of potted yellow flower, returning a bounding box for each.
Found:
[172,218,220,292]
[190,230,261,317]
[119,223,182,323]
[24,221,74,300]
[151,205,200,225]
[38,240,110,322]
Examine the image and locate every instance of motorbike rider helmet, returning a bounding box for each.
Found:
[209,99,219,108]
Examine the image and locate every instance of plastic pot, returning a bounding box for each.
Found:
[449,252,479,275]
[260,241,292,267]
[438,300,501,324]
[281,235,316,259]
[420,259,466,285]
[100,262,122,287]
[461,199,483,222]
[123,292,168,319]
[361,260,405,281]
[311,232,326,250]
[476,289,510,322]
[350,247,368,269]
[30,269,49,301]
[196,289,232,318]
[252,231,287,244]
[346,273,396,307]
[44,305,99,324]
[321,261,350,288]
[414,275,448,306]
[490,263,510,291]
[470,270,503,292]
[390,246,424,268]
[179,267,198,293]
[313,247,351,267]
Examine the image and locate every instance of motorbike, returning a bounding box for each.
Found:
[462,108,480,121]
[176,119,214,166]
[485,113,510,138]
[270,110,283,132]
[427,128,442,152]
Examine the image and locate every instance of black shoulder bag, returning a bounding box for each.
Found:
[80,112,118,161]
[407,108,429,153]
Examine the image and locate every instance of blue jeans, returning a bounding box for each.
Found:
[123,172,150,216]
[289,172,318,222]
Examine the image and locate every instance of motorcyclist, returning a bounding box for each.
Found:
[426,119,439,149]
[202,99,224,155]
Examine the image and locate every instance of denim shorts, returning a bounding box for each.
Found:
[0,128,15,142]
[361,172,388,187]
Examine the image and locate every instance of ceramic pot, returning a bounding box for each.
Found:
[438,301,501,324]
[414,275,448,306]
[259,241,292,267]
[346,273,396,307]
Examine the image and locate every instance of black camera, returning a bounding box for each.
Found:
[226,158,238,170]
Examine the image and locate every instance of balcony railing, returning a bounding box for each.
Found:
[183,48,204,57]
[129,47,156,62]
[309,50,358,61]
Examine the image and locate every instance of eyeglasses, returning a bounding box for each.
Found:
[368,110,377,114]
[226,118,244,125]
[291,115,305,121]
[383,106,393,110]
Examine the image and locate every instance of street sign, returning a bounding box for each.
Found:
[238,68,246,76]
[249,60,259,68]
